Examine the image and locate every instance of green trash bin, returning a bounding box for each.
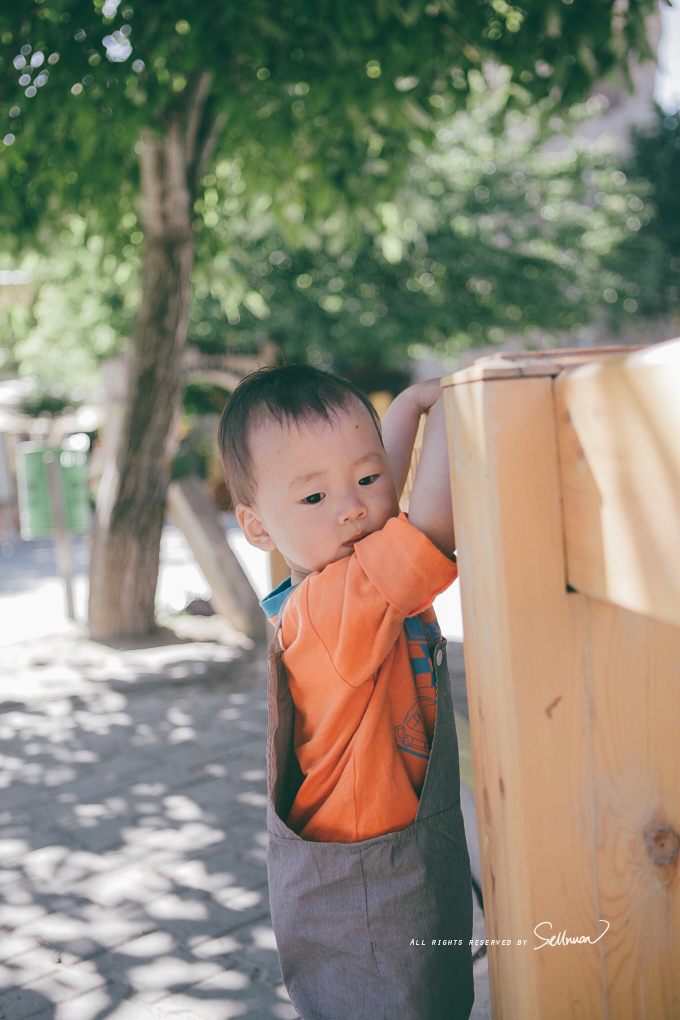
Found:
[15,442,91,540]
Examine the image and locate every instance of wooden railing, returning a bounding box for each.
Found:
[442,338,680,1020]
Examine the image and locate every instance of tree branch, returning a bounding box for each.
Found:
[184,70,213,162]
[193,112,227,193]
[139,130,164,238]
[164,120,192,237]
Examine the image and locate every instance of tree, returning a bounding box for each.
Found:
[3,85,652,395]
[1,0,654,638]
[0,216,134,389]
[188,75,648,371]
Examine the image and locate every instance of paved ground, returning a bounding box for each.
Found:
[0,632,299,1020]
[0,530,489,1020]
[0,537,90,598]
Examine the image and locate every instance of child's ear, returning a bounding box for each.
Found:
[236,504,276,552]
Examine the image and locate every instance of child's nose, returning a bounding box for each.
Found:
[338,494,367,523]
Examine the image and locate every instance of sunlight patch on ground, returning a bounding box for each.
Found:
[0,675,286,1018]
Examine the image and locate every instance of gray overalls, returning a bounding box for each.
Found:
[266,591,474,1020]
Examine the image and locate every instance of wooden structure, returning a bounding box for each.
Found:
[167,475,264,639]
[442,339,680,1019]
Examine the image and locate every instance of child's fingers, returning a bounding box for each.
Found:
[416,378,444,413]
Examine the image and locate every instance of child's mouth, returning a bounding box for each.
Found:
[343,532,367,548]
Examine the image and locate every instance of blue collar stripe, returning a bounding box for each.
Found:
[260,576,298,619]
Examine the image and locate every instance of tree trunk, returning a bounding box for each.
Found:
[89,78,217,640]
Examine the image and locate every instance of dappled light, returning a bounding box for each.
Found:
[0,641,299,1019]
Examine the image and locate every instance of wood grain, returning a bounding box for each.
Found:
[444,375,602,1019]
[556,337,680,628]
[399,412,426,511]
[444,340,680,1018]
[441,345,639,387]
[586,598,680,1019]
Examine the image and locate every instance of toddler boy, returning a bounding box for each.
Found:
[218,364,473,1020]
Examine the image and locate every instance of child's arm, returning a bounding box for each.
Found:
[290,513,457,685]
[380,379,443,500]
[407,395,456,559]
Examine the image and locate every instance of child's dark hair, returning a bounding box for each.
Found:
[218,363,382,506]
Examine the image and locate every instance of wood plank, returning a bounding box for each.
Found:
[556,337,680,628]
[443,375,603,1019]
[167,476,264,638]
[269,546,290,590]
[442,346,639,386]
[399,412,426,511]
[586,597,680,1019]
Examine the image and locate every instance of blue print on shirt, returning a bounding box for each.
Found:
[395,615,439,760]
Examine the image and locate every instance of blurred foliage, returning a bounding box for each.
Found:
[182,381,230,419]
[0,1,668,391]
[0,217,137,390]
[0,296,32,376]
[171,414,220,481]
[600,108,680,324]
[187,72,651,367]
[2,69,665,391]
[18,387,77,418]
[0,0,654,249]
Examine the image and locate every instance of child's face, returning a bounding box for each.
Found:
[237,398,399,580]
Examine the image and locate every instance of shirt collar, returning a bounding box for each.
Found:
[259,575,299,619]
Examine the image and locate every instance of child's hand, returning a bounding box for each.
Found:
[410,378,443,416]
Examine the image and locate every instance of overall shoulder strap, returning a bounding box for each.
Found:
[273,584,296,650]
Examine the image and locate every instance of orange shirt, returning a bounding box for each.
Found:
[263,513,457,843]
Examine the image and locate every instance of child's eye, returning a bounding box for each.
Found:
[303,492,324,504]
[358,474,379,486]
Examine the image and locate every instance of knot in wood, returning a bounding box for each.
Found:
[645,824,680,866]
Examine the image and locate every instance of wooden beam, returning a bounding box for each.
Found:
[441,345,639,387]
[167,476,265,639]
[399,412,426,512]
[556,337,680,628]
[444,342,680,1017]
[444,373,601,1018]
[585,597,680,1016]
[269,547,290,590]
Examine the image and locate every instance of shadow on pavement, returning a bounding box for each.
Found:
[0,635,299,1020]
[0,627,490,1020]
